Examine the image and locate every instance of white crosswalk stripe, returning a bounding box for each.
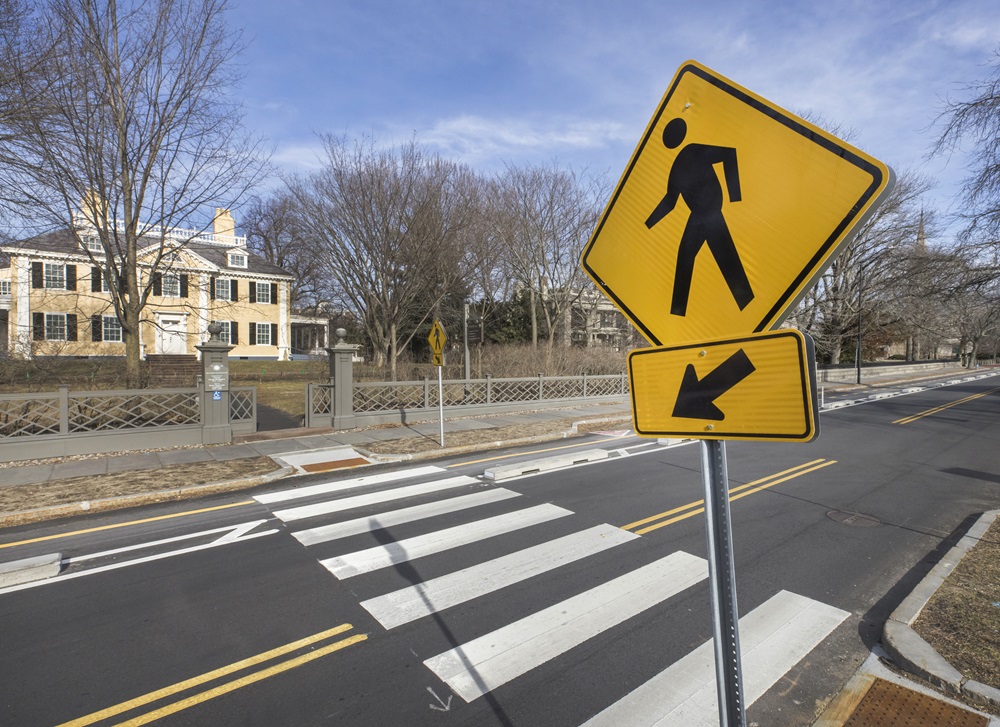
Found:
[320,503,573,579]
[273,475,479,523]
[360,523,639,629]
[423,551,709,702]
[292,488,521,546]
[255,465,446,504]
[580,590,850,726]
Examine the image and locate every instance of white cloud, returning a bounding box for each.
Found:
[417,115,632,166]
[271,141,325,171]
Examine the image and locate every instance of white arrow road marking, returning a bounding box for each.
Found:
[427,687,453,712]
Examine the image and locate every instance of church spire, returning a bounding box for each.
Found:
[915,209,927,253]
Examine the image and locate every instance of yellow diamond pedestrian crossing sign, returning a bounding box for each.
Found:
[581,60,894,347]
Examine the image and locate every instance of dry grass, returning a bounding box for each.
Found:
[913,518,1000,690]
[0,457,279,515]
[361,419,584,455]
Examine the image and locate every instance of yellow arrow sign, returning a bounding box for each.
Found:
[428,320,447,356]
[432,351,443,367]
[582,60,894,346]
[629,329,818,442]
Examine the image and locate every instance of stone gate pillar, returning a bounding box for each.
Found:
[326,327,359,430]
[197,321,234,444]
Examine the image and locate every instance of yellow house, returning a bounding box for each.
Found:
[0,210,295,360]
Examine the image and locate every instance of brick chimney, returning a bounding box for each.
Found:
[213,208,236,241]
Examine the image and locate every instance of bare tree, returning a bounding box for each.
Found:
[0,0,268,385]
[932,46,1000,239]
[291,135,484,379]
[242,193,323,313]
[491,163,604,350]
[793,170,935,364]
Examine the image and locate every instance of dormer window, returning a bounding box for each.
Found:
[81,235,103,253]
[228,251,248,268]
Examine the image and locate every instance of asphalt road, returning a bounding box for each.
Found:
[2,372,999,726]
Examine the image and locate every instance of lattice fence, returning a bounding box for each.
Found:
[352,373,627,414]
[230,387,257,434]
[0,387,203,439]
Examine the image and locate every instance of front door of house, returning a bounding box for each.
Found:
[156,314,187,354]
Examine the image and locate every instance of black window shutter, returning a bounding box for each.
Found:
[32,262,43,288]
[249,321,256,345]
[180,274,189,298]
[209,276,216,300]
[32,312,44,340]
[270,323,278,346]
[152,272,162,296]
[270,283,278,304]
[66,313,77,341]
[249,282,256,304]
[230,279,238,302]
[66,265,76,291]
[91,267,101,292]
[91,315,102,342]
[230,321,238,345]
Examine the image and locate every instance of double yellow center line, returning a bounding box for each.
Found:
[893,386,1000,425]
[58,624,367,726]
[621,459,838,535]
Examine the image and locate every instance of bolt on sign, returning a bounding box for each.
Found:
[581,60,895,347]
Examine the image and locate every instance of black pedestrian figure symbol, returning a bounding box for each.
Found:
[645,117,754,317]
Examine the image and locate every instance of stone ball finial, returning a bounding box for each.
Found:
[336,327,347,344]
[207,320,223,342]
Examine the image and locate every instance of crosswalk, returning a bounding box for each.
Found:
[254,465,849,726]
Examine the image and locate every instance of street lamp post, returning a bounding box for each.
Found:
[856,264,865,385]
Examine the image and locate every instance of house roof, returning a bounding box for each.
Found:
[2,229,294,279]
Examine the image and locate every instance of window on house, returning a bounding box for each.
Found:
[0,281,9,296]
[45,313,67,341]
[161,274,181,297]
[215,277,231,301]
[254,281,271,304]
[103,316,123,342]
[228,251,248,268]
[44,263,66,289]
[255,322,272,345]
[81,235,103,252]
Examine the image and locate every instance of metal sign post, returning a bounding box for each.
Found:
[701,440,745,726]
[428,320,448,448]
[438,364,444,448]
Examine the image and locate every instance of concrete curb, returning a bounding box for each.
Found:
[0,552,62,587]
[882,508,1000,710]
[0,465,295,528]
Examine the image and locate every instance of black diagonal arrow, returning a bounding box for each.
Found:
[671,348,756,421]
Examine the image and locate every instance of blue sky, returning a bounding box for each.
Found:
[234,0,1000,242]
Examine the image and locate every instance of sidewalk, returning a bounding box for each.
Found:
[1,366,998,724]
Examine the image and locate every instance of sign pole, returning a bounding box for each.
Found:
[700,439,746,727]
[438,365,444,448]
